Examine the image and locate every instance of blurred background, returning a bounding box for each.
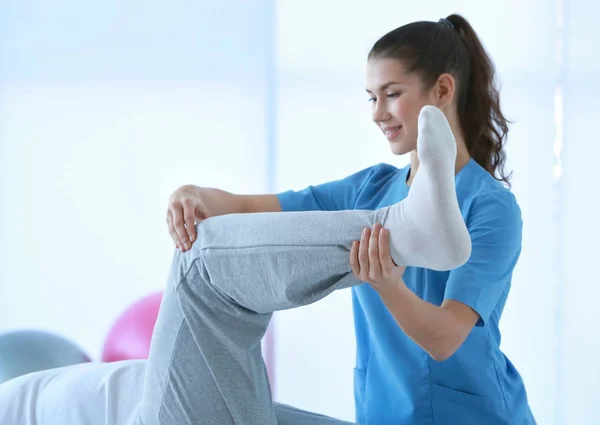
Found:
[0,1,597,424]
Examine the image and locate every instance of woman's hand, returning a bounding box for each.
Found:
[167,185,211,252]
[350,223,406,292]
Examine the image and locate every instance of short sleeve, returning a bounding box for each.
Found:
[444,190,523,327]
[276,163,386,212]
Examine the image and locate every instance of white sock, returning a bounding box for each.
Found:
[372,105,472,271]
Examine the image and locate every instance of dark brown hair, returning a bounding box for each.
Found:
[368,14,512,186]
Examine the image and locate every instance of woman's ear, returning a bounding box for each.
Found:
[433,73,456,110]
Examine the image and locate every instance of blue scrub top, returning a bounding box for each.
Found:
[277,159,536,425]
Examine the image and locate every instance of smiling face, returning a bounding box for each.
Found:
[366,58,440,155]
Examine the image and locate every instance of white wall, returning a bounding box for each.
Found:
[0,0,275,365]
[561,1,600,424]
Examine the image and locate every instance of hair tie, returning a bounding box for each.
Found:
[438,18,454,29]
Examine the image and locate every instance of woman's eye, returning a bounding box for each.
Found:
[387,92,400,99]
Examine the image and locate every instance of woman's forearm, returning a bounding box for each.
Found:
[375,282,466,361]
[197,187,282,215]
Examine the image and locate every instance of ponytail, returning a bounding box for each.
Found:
[446,14,511,186]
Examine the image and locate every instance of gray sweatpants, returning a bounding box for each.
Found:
[139,208,389,425]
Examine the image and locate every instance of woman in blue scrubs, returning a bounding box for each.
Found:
[166,13,536,425]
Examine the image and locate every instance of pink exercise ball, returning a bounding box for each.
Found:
[101,291,163,362]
